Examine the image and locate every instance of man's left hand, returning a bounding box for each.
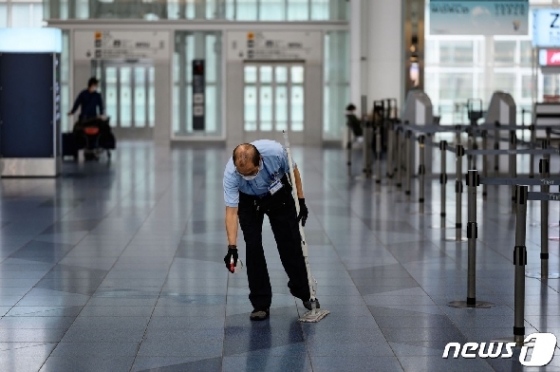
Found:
[297,198,308,227]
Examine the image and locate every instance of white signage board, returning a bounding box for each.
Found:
[227,31,321,63]
[430,0,528,36]
[533,9,560,47]
[74,30,170,62]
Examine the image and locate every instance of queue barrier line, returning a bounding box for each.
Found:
[466,148,560,156]
[479,177,560,186]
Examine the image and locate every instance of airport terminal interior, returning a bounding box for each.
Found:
[3,0,560,371]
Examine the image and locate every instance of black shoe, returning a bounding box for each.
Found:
[250,309,270,321]
[303,299,320,311]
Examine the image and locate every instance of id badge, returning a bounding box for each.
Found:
[268,179,283,195]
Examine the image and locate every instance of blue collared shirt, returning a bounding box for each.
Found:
[223,139,296,207]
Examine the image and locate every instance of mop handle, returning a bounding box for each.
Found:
[282,131,302,221]
[282,131,315,301]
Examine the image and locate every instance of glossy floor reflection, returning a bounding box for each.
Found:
[0,141,559,371]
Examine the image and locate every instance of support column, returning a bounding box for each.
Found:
[367,0,404,105]
[350,0,362,109]
[346,0,363,148]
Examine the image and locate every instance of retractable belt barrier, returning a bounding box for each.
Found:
[466,148,559,156]
[449,170,493,309]
[511,186,560,345]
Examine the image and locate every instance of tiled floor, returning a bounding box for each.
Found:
[0,141,559,371]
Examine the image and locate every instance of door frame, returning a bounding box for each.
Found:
[243,61,306,145]
[99,60,155,139]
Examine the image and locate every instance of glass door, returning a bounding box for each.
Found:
[243,63,305,144]
[99,62,155,139]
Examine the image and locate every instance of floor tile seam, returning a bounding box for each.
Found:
[37,174,172,372]
[128,176,199,372]
[311,192,406,367]
[0,214,101,335]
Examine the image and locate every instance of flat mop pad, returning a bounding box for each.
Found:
[299,303,330,323]
[283,131,329,323]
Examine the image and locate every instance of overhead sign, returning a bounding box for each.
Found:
[429,0,529,36]
[533,9,560,47]
[227,31,321,62]
[74,31,170,62]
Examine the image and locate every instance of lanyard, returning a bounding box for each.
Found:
[245,161,276,197]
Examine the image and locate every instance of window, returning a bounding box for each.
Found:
[440,41,473,64]
[425,1,540,125]
[495,73,516,95]
[0,4,7,27]
[46,0,348,20]
[494,41,516,64]
[324,31,350,139]
[1,1,44,28]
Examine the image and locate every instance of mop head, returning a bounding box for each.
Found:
[298,309,330,323]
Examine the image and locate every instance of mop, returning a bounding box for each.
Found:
[283,131,330,323]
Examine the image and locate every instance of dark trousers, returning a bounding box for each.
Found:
[238,185,310,310]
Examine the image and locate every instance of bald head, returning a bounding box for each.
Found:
[233,143,261,176]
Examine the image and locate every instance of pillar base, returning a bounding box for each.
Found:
[525,271,560,279]
[448,300,494,309]
[444,236,468,242]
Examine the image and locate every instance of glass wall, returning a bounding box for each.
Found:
[0,0,44,27]
[324,30,350,140]
[43,0,347,21]
[425,0,551,125]
[173,31,223,138]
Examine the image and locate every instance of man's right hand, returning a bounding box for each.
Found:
[224,246,238,273]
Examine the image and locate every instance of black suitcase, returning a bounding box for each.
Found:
[61,132,78,160]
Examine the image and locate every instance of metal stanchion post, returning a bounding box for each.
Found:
[513,185,528,347]
[418,136,426,213]
[510,131,517,214]
[362,121,373,178]
[528,159,559,279]
[432,141,448,229]
[530,125,536,178]
[367,122,374,177]
[544,139,551,163]
[347,126,352,177]
[494,121,500,173]
[522,108,525,143]
[467,129,477,171]
[449,170,493,309]
[396,128,402,188]
[387,123,394,183]
[541,159,549,279]
[455,125,462,147]
[376,125,382,184]
[361,96,372,179]
[482,130,488,198]
[426,133,433,178]
[405,130,412,201]
[447,145,467,242]
[441,142,447,226]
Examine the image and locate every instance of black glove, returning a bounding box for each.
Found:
[297,198,308,227]
[224,246,238,273]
